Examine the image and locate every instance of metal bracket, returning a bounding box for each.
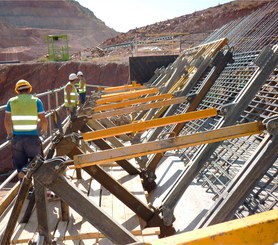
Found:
[158,131,176,140]
[219,102,237,117]
[186,93,197,103]
[263,115,278,135]
[26,154,45,178]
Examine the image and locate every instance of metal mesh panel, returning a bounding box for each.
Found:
[203,1,278,52]
[196,71,278,215]
[236,159,278,217]
[162,0,278,217]
[174,51,259,160]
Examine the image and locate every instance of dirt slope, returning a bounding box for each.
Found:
[0,0,119,61]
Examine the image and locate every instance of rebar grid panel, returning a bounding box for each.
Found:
[196,73,278,215]
[235,159,277,218]
[203,1,278,53]
[240,75,278,122]
[196,134,263,200]
[158,51,259,150]
[233,75,278,218]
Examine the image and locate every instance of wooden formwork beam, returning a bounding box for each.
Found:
[96,88,159,105]
[103,83,144,93]
[94,93,173,112]
[73,121,264,169]
[88,96,187,121]
[82,108,218,141]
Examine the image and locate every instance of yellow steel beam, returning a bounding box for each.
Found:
[103,83,144,93]
[73,121,264,168]
[151,210,278,245]
[82,108,218,141]
[94,93,173,112]
[89,96,187,121]
[96,88,159,105]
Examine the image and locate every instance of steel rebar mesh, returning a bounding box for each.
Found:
[159,0,278,217]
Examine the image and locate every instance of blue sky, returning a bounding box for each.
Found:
[76,0,233,32]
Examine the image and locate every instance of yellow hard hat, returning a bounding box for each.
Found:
[15,79,32,94]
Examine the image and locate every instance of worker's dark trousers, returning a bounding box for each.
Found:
[66,107,77,121]
[11,135,43,173]
[79,92,86,104]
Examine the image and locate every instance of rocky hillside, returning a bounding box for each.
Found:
[81,0,273,62]
[101,0,273,47]
[0,0,119,61]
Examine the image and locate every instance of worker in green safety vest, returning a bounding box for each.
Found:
[64,73,79,120]
[4,79,48,180]
[77,71,86,105]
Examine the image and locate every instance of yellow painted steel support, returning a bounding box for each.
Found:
[96,88,159,105]
[73,120,264,169]
[94,93,173,112]
[151,210,278,245]
[103,83,144,93]
[82,108,218,141]
[89,96,187,121]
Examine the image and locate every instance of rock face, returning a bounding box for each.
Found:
[0,0,119,61]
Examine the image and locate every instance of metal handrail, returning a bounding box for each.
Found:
[0,83,111,180]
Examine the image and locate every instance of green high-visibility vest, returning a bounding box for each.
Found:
[64,82,78,107]
[78,79,86,93]
[10,94,38,132]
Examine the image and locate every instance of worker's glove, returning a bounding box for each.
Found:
[6,134,13,141]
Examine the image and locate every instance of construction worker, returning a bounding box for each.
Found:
[77,71,86,104]
[64,73,79,119]
[4,79,48,179]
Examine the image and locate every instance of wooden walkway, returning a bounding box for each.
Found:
[0,167,160,244]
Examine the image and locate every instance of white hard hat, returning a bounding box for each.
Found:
[69,73,78,81]
[77,71,83,76]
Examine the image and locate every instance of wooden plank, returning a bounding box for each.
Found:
[89,96,187,121]
[83,108,218,141]
[74,121,264,168]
